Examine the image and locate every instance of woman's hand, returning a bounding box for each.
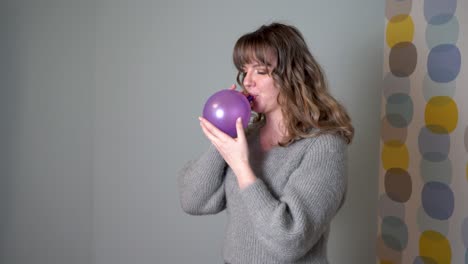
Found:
[199,116,256,189]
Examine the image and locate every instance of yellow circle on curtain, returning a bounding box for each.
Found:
[386,15,414,48]
[419,230,451,263]
[425,96,458,134]
[382,141,409,170]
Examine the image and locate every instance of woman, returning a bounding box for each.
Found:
[178,22,354,263]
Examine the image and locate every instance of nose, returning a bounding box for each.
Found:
[243,71,255,89]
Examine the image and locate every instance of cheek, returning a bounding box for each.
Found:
[269,87,280,101]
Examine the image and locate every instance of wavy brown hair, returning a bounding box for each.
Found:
[233,22,354,145]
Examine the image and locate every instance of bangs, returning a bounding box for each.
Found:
[233,34,276,71]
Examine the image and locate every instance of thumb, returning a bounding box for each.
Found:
[236,117,246,141]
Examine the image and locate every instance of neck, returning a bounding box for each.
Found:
[260,110,287,150]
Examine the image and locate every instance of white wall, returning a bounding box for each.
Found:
[1,0,384,263]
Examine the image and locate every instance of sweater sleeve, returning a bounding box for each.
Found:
[239,134,347,262]
[177,145,228,215]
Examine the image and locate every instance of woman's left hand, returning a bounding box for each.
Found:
[199,116,256,188]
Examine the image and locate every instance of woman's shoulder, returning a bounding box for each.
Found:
[298,130,347,153]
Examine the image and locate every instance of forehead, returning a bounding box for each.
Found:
[234,39,278,70]
[241,52,277,68]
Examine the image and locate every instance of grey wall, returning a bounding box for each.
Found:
[2,0,384,263]
[1,1,96,264]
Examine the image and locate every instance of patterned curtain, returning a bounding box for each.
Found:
[378,0,468,263]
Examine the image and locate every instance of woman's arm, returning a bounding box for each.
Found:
[177,145,228,215]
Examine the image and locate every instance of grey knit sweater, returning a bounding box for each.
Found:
[178,127,347,264]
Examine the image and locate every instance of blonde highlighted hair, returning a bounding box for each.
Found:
[233,22,354,145]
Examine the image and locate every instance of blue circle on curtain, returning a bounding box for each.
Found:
[422,74,456,101]
[386,93,413,128]
[381,216,408,251]
[427,44,461,83]
[424,0,457,25]
[422,181,454,220]
[425,15,459,49]
[418,126,450,162]
[420,158,452,184]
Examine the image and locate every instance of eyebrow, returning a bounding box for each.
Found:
[244,63,269,68]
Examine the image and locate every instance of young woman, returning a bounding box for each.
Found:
[178,22,354,264]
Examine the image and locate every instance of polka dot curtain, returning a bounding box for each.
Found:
[378,0,468,263]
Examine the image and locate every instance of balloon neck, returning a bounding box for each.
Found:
[246,95,254,102]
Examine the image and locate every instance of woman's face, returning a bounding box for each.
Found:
[242,61,280,115]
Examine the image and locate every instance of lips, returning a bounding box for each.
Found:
[241,91,255,101]
[242,92,256,109]
[248,94,258,100]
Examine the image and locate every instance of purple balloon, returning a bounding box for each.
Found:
[202,90,251,137]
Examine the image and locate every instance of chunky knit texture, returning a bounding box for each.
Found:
[178,127,348,264]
